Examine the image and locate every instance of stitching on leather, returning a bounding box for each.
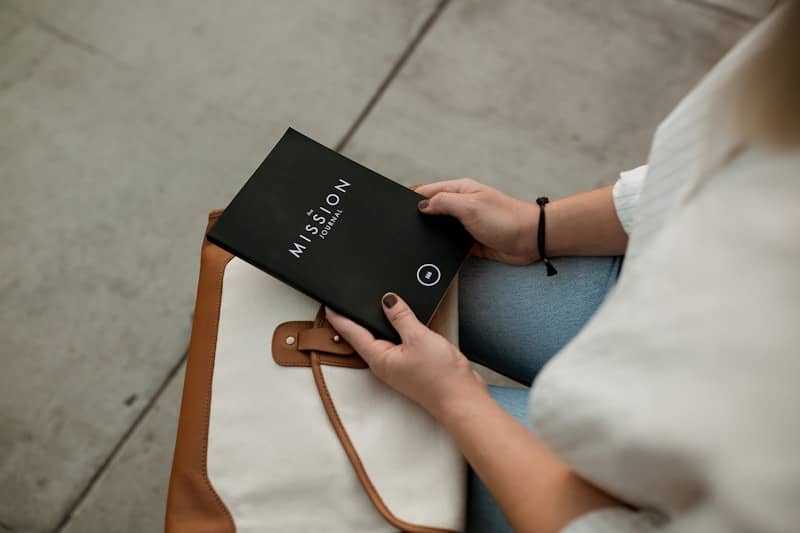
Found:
[276,361,310,367]
[311,352,454,533]
[199,248,236,530]
[320,358,367,369]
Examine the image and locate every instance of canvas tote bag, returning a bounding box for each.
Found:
[165,209,467,532]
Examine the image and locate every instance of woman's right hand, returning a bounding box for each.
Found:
[414,178,540,265]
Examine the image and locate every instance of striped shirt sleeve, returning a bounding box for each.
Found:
[612,165,648,235]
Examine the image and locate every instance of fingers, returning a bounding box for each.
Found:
[469,242,486,258]
[414,178,481,198]
[324,307,394,365]
[381,292,425,344]
[418,191,477,221]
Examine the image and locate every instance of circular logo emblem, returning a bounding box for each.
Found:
[416,263,441,287]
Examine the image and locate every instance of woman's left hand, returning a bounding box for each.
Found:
[325,292,487,420]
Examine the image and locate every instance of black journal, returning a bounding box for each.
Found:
[207,128,474,344]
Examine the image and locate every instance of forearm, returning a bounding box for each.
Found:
[437,388,624,533]
[543,185,628,257]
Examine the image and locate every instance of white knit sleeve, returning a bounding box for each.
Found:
[561,507,666,533]
[612,164,648,235]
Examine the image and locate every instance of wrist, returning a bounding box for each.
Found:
[523,197,562,264]
[430,378,492,427]
[537,197,571,258]
[517,200,542,264]
[536,186,627,258]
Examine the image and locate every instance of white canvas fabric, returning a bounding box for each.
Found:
[206,257,466,532]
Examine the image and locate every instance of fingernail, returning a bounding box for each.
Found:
[382,293,398,308]
[418,199,429,210]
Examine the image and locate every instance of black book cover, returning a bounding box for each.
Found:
[207,128,474,344]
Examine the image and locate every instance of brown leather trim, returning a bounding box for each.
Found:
[309,310,456,533]
[272,315,367,369]
[271,321,316,366]
[298,326,355,355]
[165,211,236,533]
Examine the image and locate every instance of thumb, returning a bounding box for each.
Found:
[381,292,424,344]
[418,191,474,221]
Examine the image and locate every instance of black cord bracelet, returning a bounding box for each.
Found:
[536,197,558,276]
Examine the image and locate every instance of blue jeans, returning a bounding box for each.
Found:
[457,255,623,532]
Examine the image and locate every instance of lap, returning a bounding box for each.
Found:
[458,255,622,532]
[458,254,622,384]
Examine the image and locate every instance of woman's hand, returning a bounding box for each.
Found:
[324,292,487,420]
[414,178,540,265]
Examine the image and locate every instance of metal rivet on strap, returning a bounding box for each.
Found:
[332,334,341,343]
[285,335,296,345]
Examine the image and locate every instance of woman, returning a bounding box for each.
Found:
[326,3,800,532]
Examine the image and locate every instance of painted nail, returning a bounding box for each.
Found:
[382,293,398,308]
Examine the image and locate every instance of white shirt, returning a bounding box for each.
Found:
[529,7,800,532]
